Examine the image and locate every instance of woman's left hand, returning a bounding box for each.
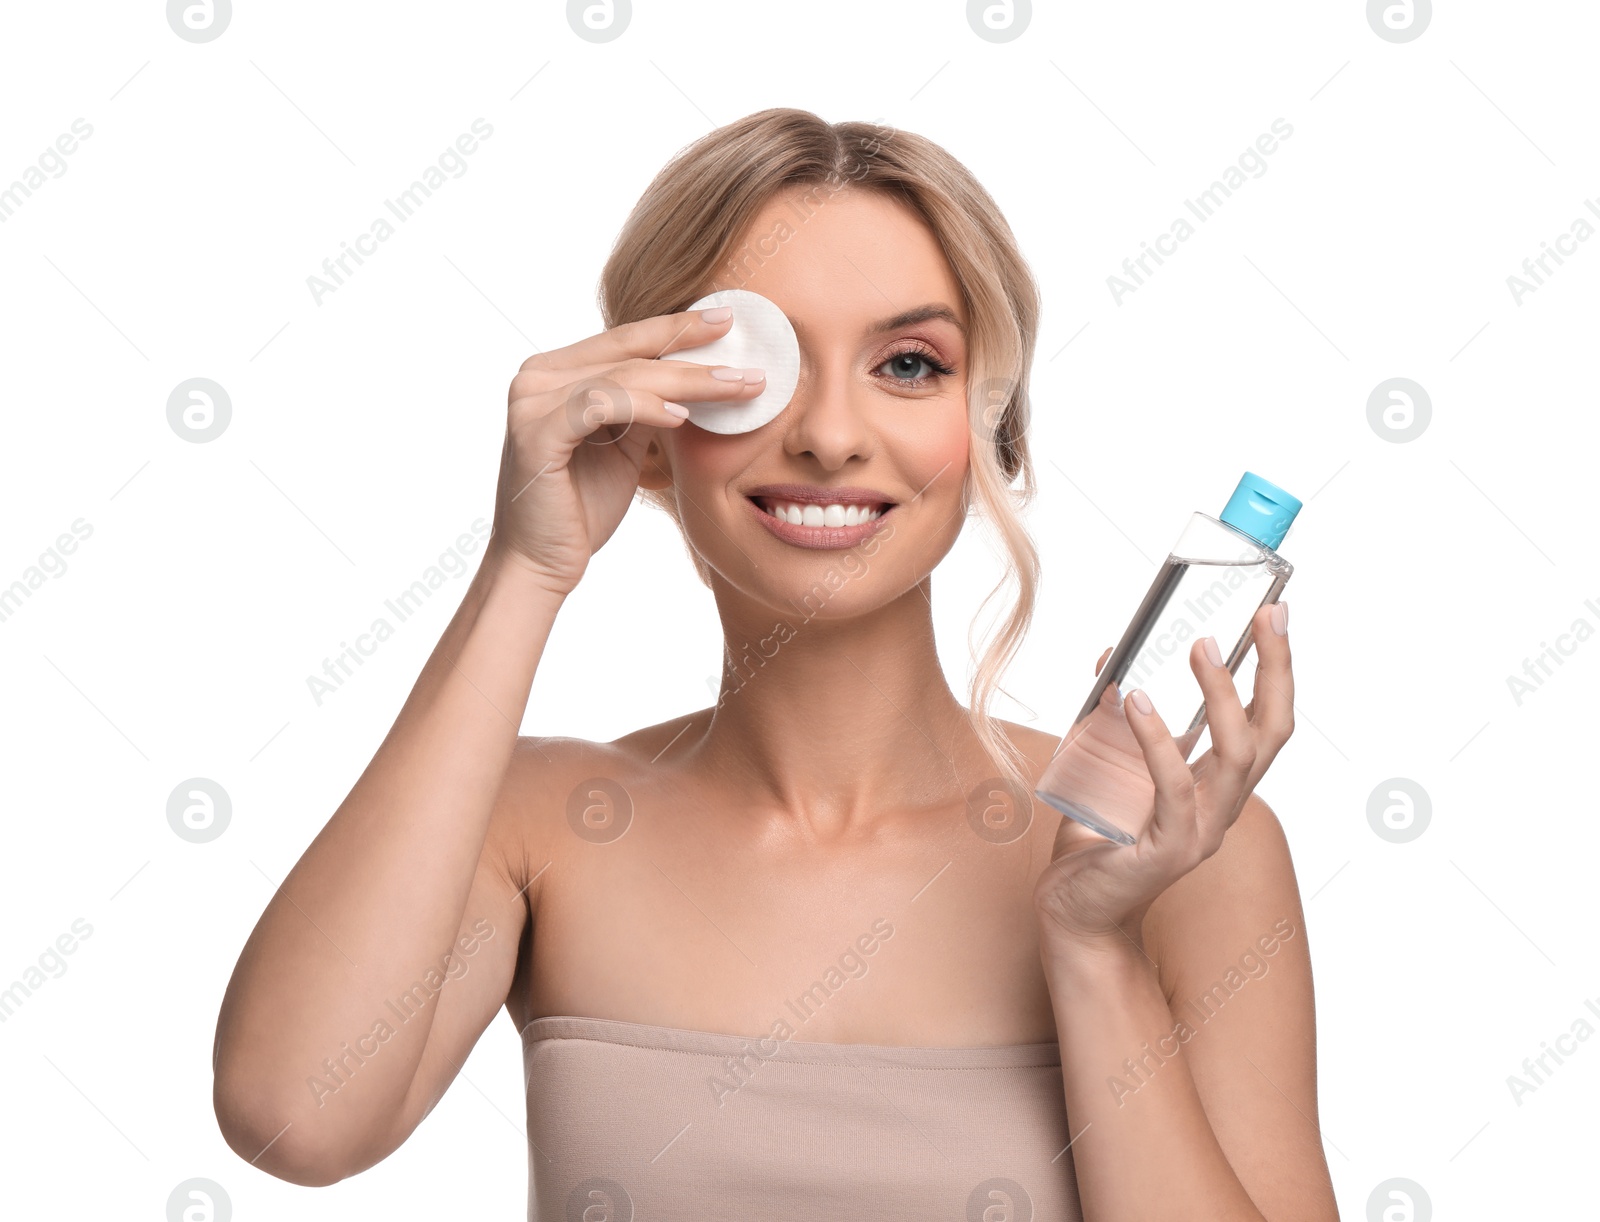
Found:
[1032,600,1295,960]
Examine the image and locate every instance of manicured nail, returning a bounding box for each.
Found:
[700,306,732,323]
[663,401,690,418]
[1202,636,1223,668]
[1129,689,1153,715]
[711,367,746,381]
[741,367,766,383]
[1271,601,1288,636]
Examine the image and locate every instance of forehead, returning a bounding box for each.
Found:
[714,186,966,334]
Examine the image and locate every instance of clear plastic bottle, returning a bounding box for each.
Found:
[1034,472,1302,846]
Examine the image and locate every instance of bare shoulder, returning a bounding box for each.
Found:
[484,734,607,910]
[497,713,697,813]
[995,720,1064,774]
[989,719,1066,808]
[988,717,1072,852]
[993,721,1303,965]
[491,711,711,887]
[1143,791,1304,992]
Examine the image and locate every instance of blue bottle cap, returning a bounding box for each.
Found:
[1219,472,1301,550]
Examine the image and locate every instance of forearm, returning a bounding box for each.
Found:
[215,543,562,1129]
[1042,939,1266,1222]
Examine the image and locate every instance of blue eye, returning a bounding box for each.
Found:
[878,344,957,385]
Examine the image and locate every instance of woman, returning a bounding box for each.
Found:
[213,108,1338,1221]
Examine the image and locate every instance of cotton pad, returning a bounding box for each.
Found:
[668,288,800,434]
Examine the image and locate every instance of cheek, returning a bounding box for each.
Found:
[670,427,738,470]
[662,427,754,498]
[912,406,972,494]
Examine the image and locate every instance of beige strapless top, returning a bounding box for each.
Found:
[521,1014,1083,1221]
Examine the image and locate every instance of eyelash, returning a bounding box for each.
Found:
[877,342,957,386]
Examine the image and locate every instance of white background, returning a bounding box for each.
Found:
[1,1,1594,1218]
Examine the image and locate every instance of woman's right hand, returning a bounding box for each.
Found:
[488,306,768,596]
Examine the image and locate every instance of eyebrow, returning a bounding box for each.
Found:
[790,303,967,338]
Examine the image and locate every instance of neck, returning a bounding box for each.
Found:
[685,575,977,834]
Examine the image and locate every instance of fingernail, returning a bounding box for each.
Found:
[1129,689,1153,715]
[663,402,690,418]
[711,367,746,381]
[741,367,766,383]
[1271,601,1288,636]
[1202,636,1223,668]
[700,306,732,323]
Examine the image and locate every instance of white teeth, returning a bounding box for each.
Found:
[761,500,884,527]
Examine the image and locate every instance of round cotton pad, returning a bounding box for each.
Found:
[668,288,800,434]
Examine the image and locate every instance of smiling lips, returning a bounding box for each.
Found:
[745,493,896,550]
[756,498,887,527]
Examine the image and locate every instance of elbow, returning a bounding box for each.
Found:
[212,1073,357,1188]
[210,1018,413,1187]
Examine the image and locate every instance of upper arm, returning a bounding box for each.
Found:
[370,736,562,1161]
[1144,793,1339,1222]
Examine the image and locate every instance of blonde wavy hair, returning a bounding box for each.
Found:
[597,107,1043,816]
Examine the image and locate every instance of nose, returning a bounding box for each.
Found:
[778,361,874,470]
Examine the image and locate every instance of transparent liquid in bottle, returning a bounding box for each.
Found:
[1034,508,1293,846]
